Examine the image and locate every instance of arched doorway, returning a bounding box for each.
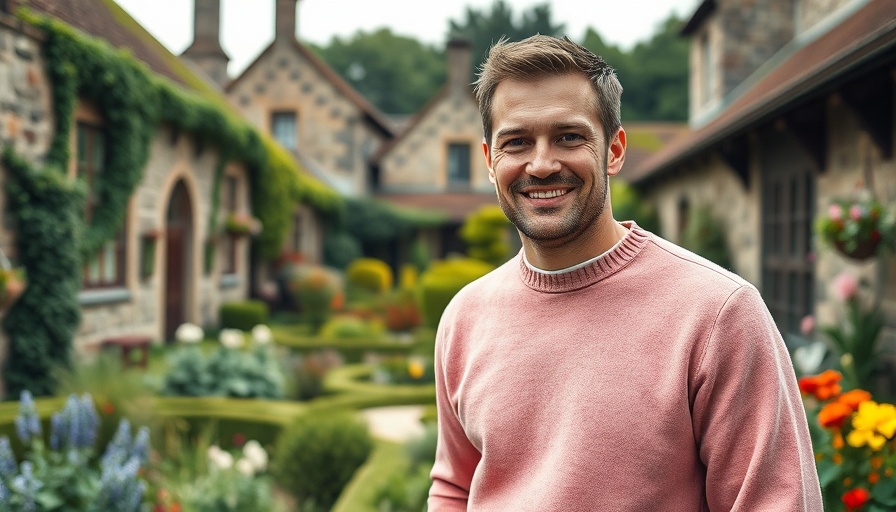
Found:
[164,180,194,341]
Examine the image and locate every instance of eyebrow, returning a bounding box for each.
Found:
[494,121,593,141]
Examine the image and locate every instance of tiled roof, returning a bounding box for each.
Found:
[375,191,498,222]
[226,39,396,138]
[628,0,896,184]
[24,0,207,92]
[617,122,689,183]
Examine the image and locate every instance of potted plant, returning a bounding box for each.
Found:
[816,192,894,261]
[224,212,262,237]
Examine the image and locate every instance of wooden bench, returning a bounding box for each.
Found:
[101,335,153,369]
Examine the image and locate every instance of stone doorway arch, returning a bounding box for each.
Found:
[164,180,194,342]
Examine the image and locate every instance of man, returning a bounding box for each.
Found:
[428,35,822,511]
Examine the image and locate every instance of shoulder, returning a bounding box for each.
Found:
[639,231,749,296]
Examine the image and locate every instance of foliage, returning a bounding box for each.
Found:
[818,272,885,394]
[272,411,373,512]
[382,289,423,333]
[799,370,896,511]
[323,231,364,270]
[448,0,565,83]
[319,315,385,340]
[419,258,494,328]
[160,325,284,399]
[284,263,345,333]
[220,300,270,331]
[341,197,446,245]
[374,423,437,512]
[283,350,345,402]
[346,258,394,295]
[371,355,433,385]
[816,191,895,261]
[224,212,263,237]
[0,266,26,310]
[1,150,84,398]
[679,205,732,269]
[0,391,150,511]
[309,29,444,115]
[610,180,660,233]
[459,205,513,267]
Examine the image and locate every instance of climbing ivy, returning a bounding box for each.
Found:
[1,10,343,396]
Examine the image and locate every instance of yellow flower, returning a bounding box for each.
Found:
[407,359,425,380]
[846,401,896,450]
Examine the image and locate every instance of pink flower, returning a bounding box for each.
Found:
[800,315,815,336]
[849,204,864,221]
[828,204,844,220]
[832,272,859,301]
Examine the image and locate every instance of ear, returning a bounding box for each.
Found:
[607,127,626,177]
[483,139,496,184]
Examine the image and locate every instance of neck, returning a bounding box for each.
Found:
[522,217,628,271]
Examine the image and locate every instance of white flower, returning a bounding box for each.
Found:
[175,323,204,344]
[793,341,827,375]
[235,457,255,476]
[242,439,268,471]
[207,445,233,470]
[251,324,273,345]
[219,328,245,349]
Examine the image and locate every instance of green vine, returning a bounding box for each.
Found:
[1,10,345,396]
[1,149,84,398]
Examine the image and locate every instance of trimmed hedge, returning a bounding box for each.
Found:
[219,300,270,331]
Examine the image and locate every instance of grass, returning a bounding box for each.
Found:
[332,439,409,512]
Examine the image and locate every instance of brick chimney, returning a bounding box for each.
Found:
[446,37,472,93]
[275,0,298,42]
[181,0,230,87]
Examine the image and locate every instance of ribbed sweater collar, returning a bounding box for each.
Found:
[518,222,651,293]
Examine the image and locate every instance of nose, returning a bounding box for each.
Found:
[526,140,561,179]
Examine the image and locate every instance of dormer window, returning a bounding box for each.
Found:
[271,110,297,150]
[447,142,471,188]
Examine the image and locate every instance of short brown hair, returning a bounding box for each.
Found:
[473,35,623,146]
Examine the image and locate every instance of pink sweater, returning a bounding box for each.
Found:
[429,224,822,511]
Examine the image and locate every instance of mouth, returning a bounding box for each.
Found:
[524,189,570,199]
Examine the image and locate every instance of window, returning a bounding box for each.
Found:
[271,111,297,150]
[78,122,125,289]
[291,210,303,254]
[223,175,238,274]
[761,166,815,336]
[700,32,712,106]
[447,143,471,187]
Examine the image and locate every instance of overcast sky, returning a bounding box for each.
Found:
[115,0,702,78]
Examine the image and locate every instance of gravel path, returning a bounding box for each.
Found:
[360,405,427,442]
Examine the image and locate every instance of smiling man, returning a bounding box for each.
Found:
[427,35,822,511]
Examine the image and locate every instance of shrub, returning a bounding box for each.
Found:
[272,411,373,511]
[346,258,393,295]
[160,325,284,399]
[319,314,385,340]
[284,349,344,401]
[680,206,732,269]
[371,355,433,385]
[0,391,150,511]
[220,300,269,331]
[419,258,493,328]
[459,205,513,266]
[374,424,438,512]
[285,263,345,333]
[382,289,423,333]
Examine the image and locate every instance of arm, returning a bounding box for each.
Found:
[428,323,480,512]
[691,285,822,511]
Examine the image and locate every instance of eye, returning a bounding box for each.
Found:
[503,138,527,148]
[559,133,584,143]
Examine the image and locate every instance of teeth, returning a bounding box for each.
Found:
[528,190,567,199]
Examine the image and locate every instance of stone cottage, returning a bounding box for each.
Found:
[627,0,896,363]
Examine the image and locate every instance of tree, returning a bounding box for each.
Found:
[448,0,565,83]
[308,28,444,114]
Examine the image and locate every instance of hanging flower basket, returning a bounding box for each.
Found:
[816,192,894,262]
[224,212,263,237]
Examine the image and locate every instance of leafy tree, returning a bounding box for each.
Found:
[308,29,444,114]
[448,0,565,82]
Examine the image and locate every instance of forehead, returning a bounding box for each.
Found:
[490,73,600,134]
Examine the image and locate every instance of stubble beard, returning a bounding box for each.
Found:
[497,164,609,246]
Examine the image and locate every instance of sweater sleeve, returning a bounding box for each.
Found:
[691,284,823,511]
[428,322,481,512]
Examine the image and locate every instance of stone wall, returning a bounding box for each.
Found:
[795,0,858,35]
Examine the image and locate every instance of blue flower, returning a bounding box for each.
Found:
[14,391,41,445]
[0,437,16,480]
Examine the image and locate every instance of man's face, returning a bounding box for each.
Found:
[484,73,624,249]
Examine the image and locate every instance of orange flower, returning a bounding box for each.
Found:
[100,401,116,415]
[868,472,880,484]
[842,487,871,511]
[833,453,844,465]
[871,456,884,470]
[799,369,842,400]
[819,402,853,429]
[838,389,872,411]
[832,432,845,449]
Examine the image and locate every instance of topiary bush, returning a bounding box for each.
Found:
[419,258,493,328]
[220,300,269,331]
[272,411,373,512]
[459,205,513,266]
[284,263,345,333]
[346,258,393,295]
